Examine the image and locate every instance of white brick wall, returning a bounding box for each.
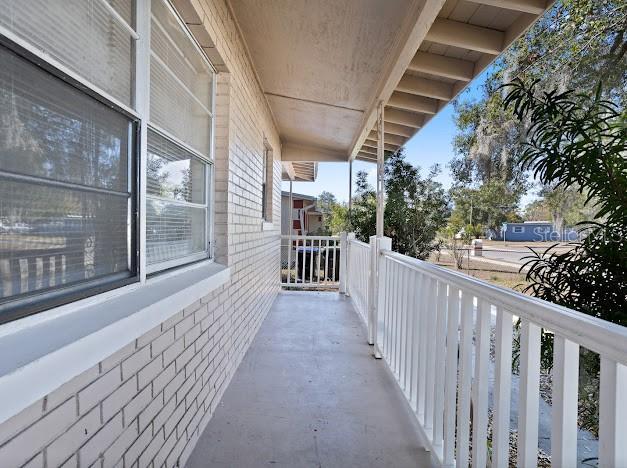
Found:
[0,0,283,465]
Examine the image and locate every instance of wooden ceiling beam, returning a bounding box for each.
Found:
[388,91,438,115]
[396,74,453,101]
[425,18,504,55]
[363,140,399,152]
[383,108,425,128]
[408,50,474,81]
[464,0,546,15]
[367,132,406,146]
[378,122,416,138]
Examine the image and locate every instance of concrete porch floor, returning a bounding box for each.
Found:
[186,291,434,467]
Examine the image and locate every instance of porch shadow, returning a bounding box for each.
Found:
[186,291,434,467]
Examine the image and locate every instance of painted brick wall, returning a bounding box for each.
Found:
[0,0,283,466]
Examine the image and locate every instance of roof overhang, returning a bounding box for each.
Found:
[281,161,318,182]
[225,0,553,164]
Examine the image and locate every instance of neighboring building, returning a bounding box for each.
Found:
[281,192,325,236]
[499,221,581,242]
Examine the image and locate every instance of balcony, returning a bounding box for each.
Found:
[192,234,626,467]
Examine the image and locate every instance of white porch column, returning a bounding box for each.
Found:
[376,101,385,237]
[339,231,348,294]
[348,160,353,228]
[286,180,293,285]
[374,235,392,358]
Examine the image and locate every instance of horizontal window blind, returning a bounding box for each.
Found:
[0,44,135,306]
[0,0,135,106]
[146,130,208,270]
[150,0,213,157]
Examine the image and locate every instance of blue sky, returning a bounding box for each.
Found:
[281,68,538,208]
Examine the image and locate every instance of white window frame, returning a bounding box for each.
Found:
[512,226,525,234]
[143,0,216,276]
[0,0,218,322]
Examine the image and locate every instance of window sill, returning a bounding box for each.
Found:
[0,261,230,425]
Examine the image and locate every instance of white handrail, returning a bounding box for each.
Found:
[381,249,627,365]
[280,235,341,289]
[342,235,627,467]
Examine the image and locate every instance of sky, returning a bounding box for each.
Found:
[281,67,540,209]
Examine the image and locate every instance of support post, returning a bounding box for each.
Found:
[376,101,385,237]
[286,181,293,284]
[348,160,353,228]
[345,232,355,297]
[367,235,377,345]
[339,231,348,294]
[374,236,392,358]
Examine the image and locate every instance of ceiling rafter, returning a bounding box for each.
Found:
[408,50,474,81]
[464,0,546,15]
[425,18,504,55]
[396,74,453,101]
[383,108,425,128]
[388,91,438,114]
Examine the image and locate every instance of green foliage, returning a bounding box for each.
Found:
[448,180,522,233]
[504,79,627,324]
[450,0,627,229]
[350,151,450,260]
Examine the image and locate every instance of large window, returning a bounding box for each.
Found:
[147,0,214,272]
[0,0,136,106]
[0,42,138,319]
[0,0,215,321]
[146,130,209,272]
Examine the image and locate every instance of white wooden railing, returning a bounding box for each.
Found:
[344,234,627,467]
[280,234,342,289]
[346,236,370,326]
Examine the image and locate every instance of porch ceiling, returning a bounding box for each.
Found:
[228,0,553,164]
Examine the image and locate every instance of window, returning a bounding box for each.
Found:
[0,41,138,319]
[0,0,216,321]
[147,0,214,273]
[146,130,209,272]
[261,146,272,221]
[512,226,524,233]
[0,0,136,106]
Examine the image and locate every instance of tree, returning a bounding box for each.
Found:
[450,0,627,228]
[350,150,450,259]
[504,80,627,323]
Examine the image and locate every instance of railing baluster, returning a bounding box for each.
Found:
[443,285,460,465]
[403,268,414,393]
[323,239,329,285]
[493,307,513,468]
[551,335,579,467]
[518,320,541,468]
[392,263,401,375]
[332,240,337,283]
[309,238,314,285]
[432,280,447,453]
[294,237,299,285]
[417,272,428,422]
[384,259,391,357]
[316,238,322,285]
[399,265,408,388]
[471,298,491,468]
[599,357,627,467]
[424,277,437,438]
[456,290,473,467]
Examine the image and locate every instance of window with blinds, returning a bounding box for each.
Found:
[146,130,209,271]
[0,43,137,317]
[147,0,214,272]
[150,0,213,158]
[0,0,136,106]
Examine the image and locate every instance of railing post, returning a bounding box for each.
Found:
[367,235,377,345]
[374,236,392,358]
[339,231,348,294]
[345,232,355,296]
